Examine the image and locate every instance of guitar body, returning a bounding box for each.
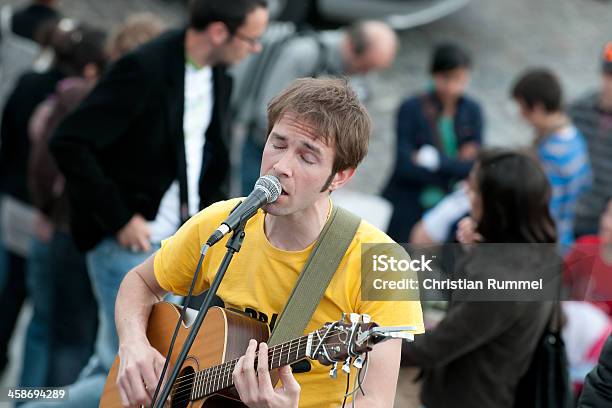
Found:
[100,302,270,408]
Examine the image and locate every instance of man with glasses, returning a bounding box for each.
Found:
[21,1,269,407]
[234,30,263,48]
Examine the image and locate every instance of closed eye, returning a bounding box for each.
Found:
[301,155,316,164]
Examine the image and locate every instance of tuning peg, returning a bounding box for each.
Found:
[342,358,351,374]
[353,355,365,369]
[329,362,338,379]
[362,314,371,323]
[349,313,361,323]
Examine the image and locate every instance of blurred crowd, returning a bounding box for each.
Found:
[1,0,612,407]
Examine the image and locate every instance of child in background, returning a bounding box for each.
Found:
[511,68,591,249]
[383,42,482,242]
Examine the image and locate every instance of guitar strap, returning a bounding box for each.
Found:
[268,205,361,346]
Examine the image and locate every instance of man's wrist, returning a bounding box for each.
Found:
[119,334,150,350]
[118,323,150,347]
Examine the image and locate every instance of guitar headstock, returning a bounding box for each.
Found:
[309,313,376,366]
[306,313,417,379]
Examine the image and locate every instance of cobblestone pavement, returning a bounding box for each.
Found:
[6,0,612,193]
[2,2,612,404]
[366,0,612,193]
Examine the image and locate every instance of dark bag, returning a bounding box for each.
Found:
[513,303,572,408]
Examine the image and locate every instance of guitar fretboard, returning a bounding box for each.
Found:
[182,332,319,401]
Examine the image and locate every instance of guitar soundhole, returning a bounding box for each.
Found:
[170,366,195,408]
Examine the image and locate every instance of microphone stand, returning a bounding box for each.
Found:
[153,219,248,408]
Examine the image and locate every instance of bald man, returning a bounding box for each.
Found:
[235,20,398,194]
[341,20,398,74]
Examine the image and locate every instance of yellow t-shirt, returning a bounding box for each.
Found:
[154,198,424,408]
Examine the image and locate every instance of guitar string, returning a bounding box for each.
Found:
[166,326,344,391]
[169,337,358,400]
[169,341,311,405]
[103,325,357,407]
[168,336,354,398]
[103,345,345,408]
[168,328,349,395]
[168,334,314,391]
[102,335,363,408]
[169,341,311,400]
[169,338,365,404]
[169,341,364,408]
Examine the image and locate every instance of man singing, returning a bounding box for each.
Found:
[114,77,424,408]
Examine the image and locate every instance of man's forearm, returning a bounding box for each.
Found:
[348,396,387,408]
[115,268,163,345]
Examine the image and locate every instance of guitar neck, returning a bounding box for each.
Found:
[188,333,314,401]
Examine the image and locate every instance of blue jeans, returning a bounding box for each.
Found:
[21,238,160,408]
[19,231,97,393]
[47,231,97,386]
[19,238,53,388]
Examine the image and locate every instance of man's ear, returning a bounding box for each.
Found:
[328,167,356,192]
[207,21,230,46]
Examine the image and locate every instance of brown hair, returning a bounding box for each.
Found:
[510,68,563,112]
[266,77,371,174]
[107,13,166,62]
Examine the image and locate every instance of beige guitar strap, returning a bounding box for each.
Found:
[268,205,361,346]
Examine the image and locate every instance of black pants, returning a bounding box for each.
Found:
[0,250,26,372]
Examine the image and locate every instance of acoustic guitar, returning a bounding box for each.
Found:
[100,301,413,407]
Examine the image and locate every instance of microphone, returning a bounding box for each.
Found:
[206,175,282,246]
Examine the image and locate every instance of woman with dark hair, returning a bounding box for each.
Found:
[400,149,556,408]
[467,149,556,244]
[0,20,107,388]
[383,42,483,242]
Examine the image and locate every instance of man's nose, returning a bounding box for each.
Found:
[272,151,294,178]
